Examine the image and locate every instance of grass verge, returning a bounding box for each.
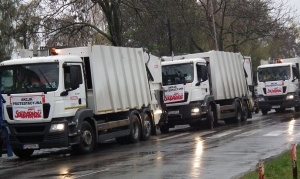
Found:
[240,145,300,179]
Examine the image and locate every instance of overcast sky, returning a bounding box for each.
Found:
[285,0,300,20]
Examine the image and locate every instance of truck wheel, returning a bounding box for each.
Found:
[206,104,217,129]
[295,106,300,112]
[72,121,95,154]
[128,115,141,143]
[141,114,152,141]
[233,101,242,123]
[261,109,268,115]
[241,101,248,122]
[13,148,34,158]
[160,124,169,134]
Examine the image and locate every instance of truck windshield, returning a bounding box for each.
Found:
[0,62,59,94]
[162,63,194,85]
[258,65,290,82]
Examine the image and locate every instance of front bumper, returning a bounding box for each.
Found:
[7,119,69,150]
[258,93,299,110]
[163,102,208,126]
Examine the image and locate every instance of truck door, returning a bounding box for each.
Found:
[196,63,210,97]
[63,64,86,111]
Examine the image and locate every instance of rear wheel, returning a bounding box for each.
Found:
[233,100,242,123]
[241,101,248,122]
[72,121,95,154]
[13,148,34,158]
[141,114,152,141]
[116,114,141,144]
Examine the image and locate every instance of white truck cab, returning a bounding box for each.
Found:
[256,62,300,114]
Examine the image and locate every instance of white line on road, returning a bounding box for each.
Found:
[157,133,190,141]
[206,129,241,139]
[74,168,110,178]
[263,130,285,136]
[235,129,262,137]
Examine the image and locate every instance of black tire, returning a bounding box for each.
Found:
[233,100,242,123]
[241,101,248,122]
[13,148,34,158]
[206,104,217,129]
[72,121,95,154]
[160,124,169,134]
[275,108,285,113]
[128,115,141,143]
[255,107,259,114]
[261,109,268,115]
[141,113,152,141]
[295,106,300,112]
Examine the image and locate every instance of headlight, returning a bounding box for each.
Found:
[258,97,265,101]
[50,123,65,132]
[286,94,294,100]
[191,108,200,113]
[154,109,162,114]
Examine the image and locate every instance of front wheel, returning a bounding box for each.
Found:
[72,121,95,154]
[206,104,217,129]
[13,148,34,158]
[261,109,268,115]
[160,124,169,134]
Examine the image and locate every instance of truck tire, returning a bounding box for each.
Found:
[141,113,152,141]
[127,114,141,143]
[160,124,169,134]
[241,101,248,122]
[233,100,242,123]
[261,109,268,115]
[206,104,217,129]
[72,121,95,154]
[13,149,34,158]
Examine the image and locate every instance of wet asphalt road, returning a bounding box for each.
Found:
[1,110,300,179]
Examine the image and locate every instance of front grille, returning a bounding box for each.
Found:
[14,125,45,133]
[6,103,51,120]
[266,95,285,105]
[17,136,44,143]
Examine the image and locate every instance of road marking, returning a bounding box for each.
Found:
[207,129,241,139]
[157,133,190,141]
[74,168,110,178]
[263,130,285,136]
[235,129,262,137]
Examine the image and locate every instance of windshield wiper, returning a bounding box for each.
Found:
[38,69,53,89]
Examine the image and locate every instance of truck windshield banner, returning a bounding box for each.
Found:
[163,84,185,103]
[11,95,44,120]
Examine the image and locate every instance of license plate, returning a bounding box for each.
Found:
[168,111,179,115]
[272,105,280,108]
[23,144,39,149]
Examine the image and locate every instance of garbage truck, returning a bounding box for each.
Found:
[0,45,164,158]
[159,51,253,133]
[256,58,300,115]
